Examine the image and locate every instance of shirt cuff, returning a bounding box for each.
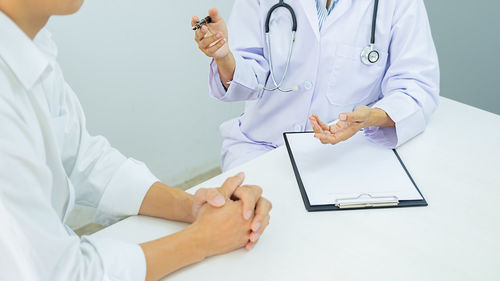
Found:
[363,126,398,148]
[208,53,260,101]
[84,236,146,281]
[208,59,230,100]
[365,92,426,148]
[95,158,158,226]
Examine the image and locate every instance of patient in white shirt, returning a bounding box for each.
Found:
[0,1,272,281]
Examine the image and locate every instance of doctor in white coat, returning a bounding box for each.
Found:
[193,0,440,171]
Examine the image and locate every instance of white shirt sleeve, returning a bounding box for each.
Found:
[208,0,270,102]
[58,82,158,225]
[0,197,41,281]
[364,0,440,148]
[0,95,147,281]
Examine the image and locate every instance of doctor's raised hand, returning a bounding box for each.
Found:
[192,8,235,89]
[309,106,395,145]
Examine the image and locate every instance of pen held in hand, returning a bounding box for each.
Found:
[192,16,212,31]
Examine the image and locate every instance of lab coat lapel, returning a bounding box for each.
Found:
[322,0,353,31]
[297,0,320,40]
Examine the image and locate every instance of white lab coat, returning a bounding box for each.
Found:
[0,11,156,281]
[209,0,440,171]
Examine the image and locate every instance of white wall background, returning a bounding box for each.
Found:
[47,0,241,186]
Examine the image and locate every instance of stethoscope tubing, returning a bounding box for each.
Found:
[261,0,379,93]
[370,0,379,44]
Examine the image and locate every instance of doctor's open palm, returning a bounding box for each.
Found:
[192,8,229,59]
[310,106,396,145]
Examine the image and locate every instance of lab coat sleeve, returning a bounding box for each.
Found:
[0,97,146,281]
[61,82,158,226]
[364,0,440,147]
[208,0,270,101]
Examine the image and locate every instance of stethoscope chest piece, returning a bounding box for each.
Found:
[361,44,379,65]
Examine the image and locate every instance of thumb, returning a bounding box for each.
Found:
[339,110,367,123]
[218,172,245,200]
[208,7,223,22]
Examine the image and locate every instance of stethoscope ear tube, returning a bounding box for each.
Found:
[261,0,299,92]
[265,0,298,33]
[262,0,381,92]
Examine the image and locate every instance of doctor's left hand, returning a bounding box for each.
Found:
[192,172,272,250]
[310,106,395,145]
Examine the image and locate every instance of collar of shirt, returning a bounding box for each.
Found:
[317,0,339,15]
[0,11,52,90]
[328,0,340,14]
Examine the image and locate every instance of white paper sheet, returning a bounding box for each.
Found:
[286,132,422,206]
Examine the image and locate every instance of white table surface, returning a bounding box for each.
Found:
[92,97,500,281]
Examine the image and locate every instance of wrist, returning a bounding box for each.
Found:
[369,108,395,127]
[214,51,234,66]
[185,194,196,223]
[184,223,211,259]
[214,52,236,87]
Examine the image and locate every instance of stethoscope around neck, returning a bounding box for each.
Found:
[258,0,298,92]
[259,0,381,93]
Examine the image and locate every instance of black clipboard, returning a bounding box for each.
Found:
[283,132,428,212]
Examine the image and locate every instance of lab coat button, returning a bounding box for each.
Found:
[304,81,313,90]
[294,124,302,131]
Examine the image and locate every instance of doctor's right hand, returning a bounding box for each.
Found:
[192,8,230,59]
[192,8,236,88]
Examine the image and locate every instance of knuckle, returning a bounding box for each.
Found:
[207,188,218,197]
[195,188,206,196]
[217,187,227,198]
[255,185,263,194]
[245,185,261,196]
[228,175,239,183]
[223,177,236,188]
[232,186,243,197]
[237,191,248,202]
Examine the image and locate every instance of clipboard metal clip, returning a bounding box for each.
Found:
[334,194,399,209]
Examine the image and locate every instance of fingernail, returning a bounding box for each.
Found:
[252,233,260,242]
[236,172,245,179]
[213,195,225,206]
[245,210,253,220]
[216,33,222,38]
[253,222,261,232]
[339,113,347,121]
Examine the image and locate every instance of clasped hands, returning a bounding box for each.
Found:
[191,172,271,253]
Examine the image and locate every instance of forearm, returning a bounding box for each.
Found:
[214,52,236,88]
[140,225,207,281]
[139,182,195,223]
